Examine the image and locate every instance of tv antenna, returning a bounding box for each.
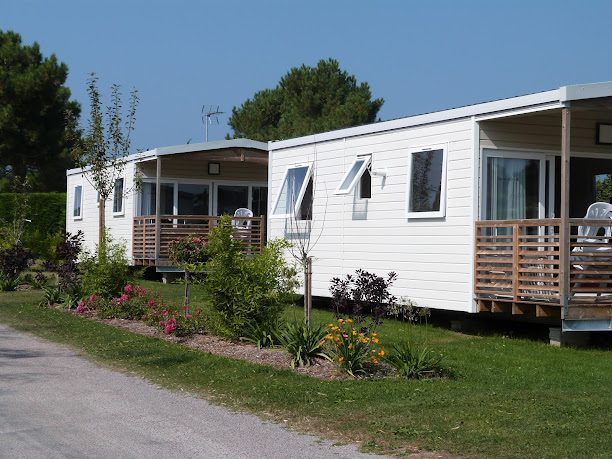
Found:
[202,105,224,142]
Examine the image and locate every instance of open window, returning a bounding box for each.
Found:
[73,185,83,220]
[272,164,313,219]
[113,178,124,215]
[335,156,371,196]
[406,146,447,218]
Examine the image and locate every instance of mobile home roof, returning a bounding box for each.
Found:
[268,81,612,151]
[67,138,268,176]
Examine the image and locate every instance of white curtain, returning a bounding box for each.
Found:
[489,157,528,220]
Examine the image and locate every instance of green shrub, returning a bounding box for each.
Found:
[79,241,130,298]
[279,321,328,368]
[384,342,453,379]
[204,215,297,339]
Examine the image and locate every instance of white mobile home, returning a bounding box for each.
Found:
[268,82,612,331]
[66,139,268,264]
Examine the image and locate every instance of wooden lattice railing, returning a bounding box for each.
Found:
[133,215,265,265]
[475,218,612,307]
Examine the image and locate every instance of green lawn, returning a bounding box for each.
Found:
[0,282,611,458]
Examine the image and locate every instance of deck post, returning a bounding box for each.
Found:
[512,223,520,301]
[154,156,161,265]
[560,107,571,315]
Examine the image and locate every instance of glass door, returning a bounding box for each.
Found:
[484,150,552,221]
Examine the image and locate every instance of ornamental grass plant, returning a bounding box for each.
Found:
[279,321,328,368]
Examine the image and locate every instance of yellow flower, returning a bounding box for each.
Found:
[378,350,385,356]
[372,337,379,344]
[342,333,349,338]
[348,344,353,349]
[346,318,353,323]
[337,318,344,323]
[327,323,334,328]
[372,332,378,337]
[372,359,379,365]
[338,357,344,363]
[325,334,333,340]
[371,349,377,353]
[351,330,357,336]
[361,337,370,343]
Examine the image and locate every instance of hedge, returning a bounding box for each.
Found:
[0,192,66,258]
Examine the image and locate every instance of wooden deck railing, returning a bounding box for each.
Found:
[132,215,265,265]
[475,219,612,310]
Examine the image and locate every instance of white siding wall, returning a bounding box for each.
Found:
[269,119,476,312]
[66,162,136,259]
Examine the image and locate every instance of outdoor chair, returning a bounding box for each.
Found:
[232,208,253,229]
[572,202,612,296]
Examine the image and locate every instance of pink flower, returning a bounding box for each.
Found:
[185,313,192,319]
[136,286,148,296]
[163,318,177,334]
[119,294,129,302]
[76,301,86,314]
[159,320,164,327]
[89,294,97,302]
[124,284,134,293]
[147,298,156,307]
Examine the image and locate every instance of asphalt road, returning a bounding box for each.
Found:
[0,324,387,459]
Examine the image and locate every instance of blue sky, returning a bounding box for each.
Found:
[3,0,612,150]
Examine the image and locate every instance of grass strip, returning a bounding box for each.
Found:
[1,289,611,458]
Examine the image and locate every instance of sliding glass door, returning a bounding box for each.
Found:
[484,150,552,221]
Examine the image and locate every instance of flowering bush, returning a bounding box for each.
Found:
[168,235,208,271]
[143,302,205,337]
[75,294,100,315]
[324,318,384,377]
[95,283,158,320]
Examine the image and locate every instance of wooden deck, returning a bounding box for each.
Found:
[475,218,612,322]
[132,215,265,266]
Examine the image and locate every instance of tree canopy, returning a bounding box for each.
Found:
[228,58,384,141]
[0,30,80,191]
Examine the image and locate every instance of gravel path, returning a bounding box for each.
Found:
[0,324,388,459]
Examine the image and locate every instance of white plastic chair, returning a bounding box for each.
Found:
[577,202,612,243]
[232,208,253,229]
[573,202,612,295]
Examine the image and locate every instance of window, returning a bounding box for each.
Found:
[335,156,371,195]
[178,183,209,215]
[407,147,447,218]
[359,168,372,199]
[272,164,313,219]
[113,178,124,215]
[251,186,268,216]
[216,185,248,216]
[139,182,174,216]
[73,185,82,219]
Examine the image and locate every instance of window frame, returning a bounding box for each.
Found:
[334,155,372,195]
[271,163,314,219]
[73,185,83,220]
[406,144,448,219]
[112,177,125,216]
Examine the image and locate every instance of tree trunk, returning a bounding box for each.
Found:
[98,198,106,261]
[304,257,312,327]
[184,271,190,315]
